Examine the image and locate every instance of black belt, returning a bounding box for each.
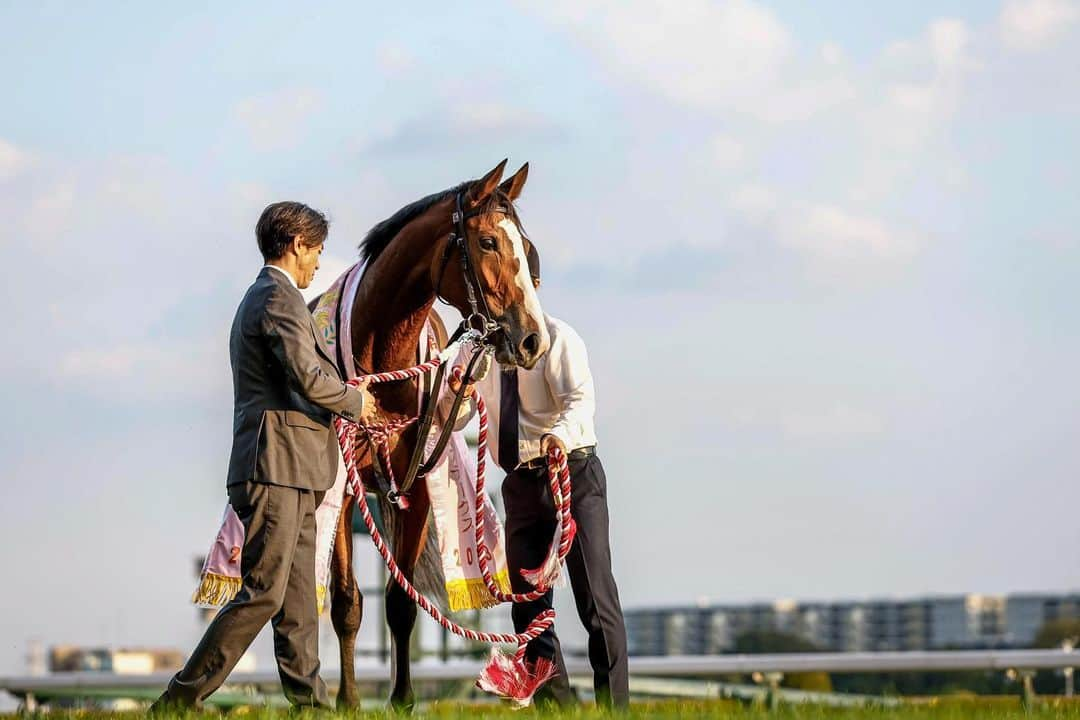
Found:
[518,445,595,470]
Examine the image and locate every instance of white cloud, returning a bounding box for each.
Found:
[359,101,564,153]
[453,103,548,134]
[522,5,978,278]
[880,17,976,76]
[375,43,417,75]
[709,134,746,171]
[55,337,229,407]
[889,83,936,114]
[58,343,173,381]
[0,143,395,411]
[232,87,323,151]
[782,204,909,262]
[879,17,975,106]
[0,138,29,181]
[721,181,916,276]
[729,183,777,220]
[1000,0,1080,51]
[837,17,978,202]
[0,151,261,385]
[928,18,974,71]
[820,42,844,66]
[725,181,912,270]
[522,0,854,124]
[600,0,792,111]
[531,3,975,144]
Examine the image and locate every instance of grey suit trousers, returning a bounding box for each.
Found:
[156,481,330,710]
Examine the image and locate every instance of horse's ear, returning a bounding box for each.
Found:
[498,162,529,201]
[467,159,508,208]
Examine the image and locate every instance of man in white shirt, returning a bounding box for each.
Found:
[451,247,628,708]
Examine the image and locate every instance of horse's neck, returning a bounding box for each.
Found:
[351,224,442,414]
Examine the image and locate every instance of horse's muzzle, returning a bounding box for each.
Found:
[493,318,547,369]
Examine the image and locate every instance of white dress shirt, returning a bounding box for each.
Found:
[449,314,597,469]
[264,264,298,289]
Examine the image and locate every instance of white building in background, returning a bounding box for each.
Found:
[1004,594,1080,647]
[625,591,1080,656]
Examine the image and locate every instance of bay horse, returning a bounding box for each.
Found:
[323,160,548,711]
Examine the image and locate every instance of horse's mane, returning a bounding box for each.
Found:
[357,180,520,269]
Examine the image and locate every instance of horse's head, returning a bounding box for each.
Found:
[434,160,550,369]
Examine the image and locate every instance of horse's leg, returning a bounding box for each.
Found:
[330,499,364,710]
[386,490,432,713]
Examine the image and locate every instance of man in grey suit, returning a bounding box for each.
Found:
[152,202,375,712]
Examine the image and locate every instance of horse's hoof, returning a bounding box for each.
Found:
[336,695,360,712]
[389,694,416,715]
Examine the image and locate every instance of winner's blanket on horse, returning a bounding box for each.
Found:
[192,263,511,613]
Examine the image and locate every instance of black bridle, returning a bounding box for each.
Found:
[385,188,528,503]
[434,188,517,339]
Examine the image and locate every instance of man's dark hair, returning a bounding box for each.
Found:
[526,242,540,281]
[256,201,329,261]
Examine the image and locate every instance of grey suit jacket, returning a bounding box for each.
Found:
[226,267,364,491]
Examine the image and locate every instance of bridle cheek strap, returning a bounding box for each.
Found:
[434,189,509,339]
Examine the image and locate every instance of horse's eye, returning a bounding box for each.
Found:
[479,236,497,251]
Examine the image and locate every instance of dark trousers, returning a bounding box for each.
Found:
[152,482,330,711]
[502,453,629,708]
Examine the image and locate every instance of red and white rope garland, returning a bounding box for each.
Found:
[332,341,573,659]
[455,367,574,607]
[341,348,455,510]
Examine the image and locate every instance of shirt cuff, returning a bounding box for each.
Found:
[545,423,574,450]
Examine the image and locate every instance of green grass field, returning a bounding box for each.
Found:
[11,698,1080,720]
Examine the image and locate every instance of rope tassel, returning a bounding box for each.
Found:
[520,517,576,590]
[476,648,559,707]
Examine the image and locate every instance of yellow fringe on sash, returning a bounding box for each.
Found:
[191,572,242,608]
[193,568,508,613]
[446,570,512,612]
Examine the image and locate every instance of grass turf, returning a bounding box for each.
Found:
[9,698,1080,719]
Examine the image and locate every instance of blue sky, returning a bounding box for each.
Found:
[1,0,1079,680]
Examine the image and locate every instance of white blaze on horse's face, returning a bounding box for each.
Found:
[498,217,550,360]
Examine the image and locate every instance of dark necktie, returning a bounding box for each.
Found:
[498,367,520,473]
